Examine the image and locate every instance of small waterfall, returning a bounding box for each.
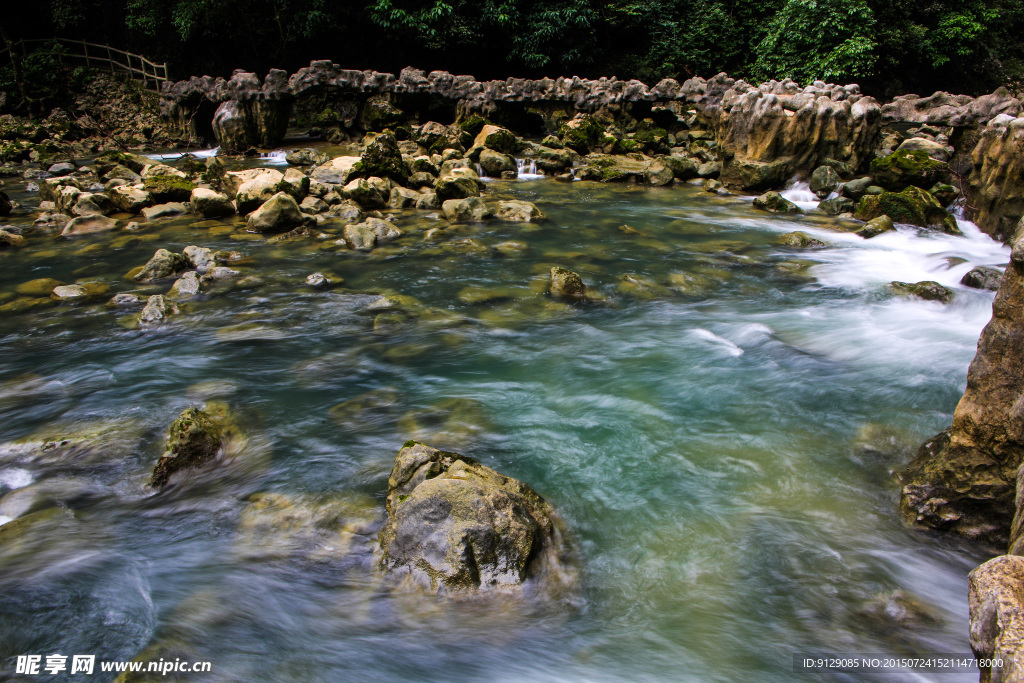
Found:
[145,146,220,162]
[475,163,486,177]
[515,158,543,179]
[779,181,820,210]
[260,150,289,165]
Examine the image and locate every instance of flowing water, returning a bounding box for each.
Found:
[0,160,1009,681]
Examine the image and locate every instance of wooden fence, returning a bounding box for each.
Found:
[0,39,169,92]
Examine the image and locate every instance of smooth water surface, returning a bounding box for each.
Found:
[0,163,1008,682]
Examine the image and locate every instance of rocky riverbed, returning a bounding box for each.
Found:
[1,68,1023,681]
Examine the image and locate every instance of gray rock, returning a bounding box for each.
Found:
[246,192,304,233]
[183,245,216,273]
[139,294,177,324]
[60,215,118,236]
[134,248,187,283]
[51,285,88,301]
[141,202,188,220]
[110,185,154,213]
[378,442,571,593]
[306,272,331,289]
[442,197,492,223]
[810,165,841,198]
[962,266,1003,291]
[495,200,544,222]
[190,188,234,218]
[169,271,202,299]
[842,176,873,200]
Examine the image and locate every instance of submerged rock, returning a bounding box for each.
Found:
[378,441,572,593]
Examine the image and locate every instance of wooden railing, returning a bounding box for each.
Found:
[0,39,169,92]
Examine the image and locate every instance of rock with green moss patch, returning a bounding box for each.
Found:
[353,132,408,185]
[856,215,895,238]
[810,165,841,198]
[753,191,800,214]
[378,441,572,593]
[779,231,826,248]
[549,266,591,303]
[559,114,604,155]
[855,186,960,235]
[472,124,518,155]
[149,405,231,489]
[142,175,195,203]
[889,280,953,303]
[134,248,188,283]
[358,95,404,131]
[869,149,949,191]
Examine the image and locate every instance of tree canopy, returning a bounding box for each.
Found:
[2,0,1022,98]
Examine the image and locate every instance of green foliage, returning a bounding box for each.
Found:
[751,0,877,83]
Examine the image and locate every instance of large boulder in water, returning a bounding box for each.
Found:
[898,250,1024,545]
[378,441,572,593]
[968,555,1024,681]
[246,192,304,233]
[353,132,408,185]
[855,186,960,235]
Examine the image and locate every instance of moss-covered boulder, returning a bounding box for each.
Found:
[143,175,195,203]
[779,231,826,248]
[133,248,188,283]
[752,191,800,214]
[869,149,949,192]
[149,405,230,489]
[855,186,960,235]
[559,114,604,155]
[378,441,572,593]
[473,124,518,155]
[549,266,590,303]
[889,280,953,303]
[353,132,408,185]
[358,95,404,131]
[818,197,856,215]
[856,215,895,239]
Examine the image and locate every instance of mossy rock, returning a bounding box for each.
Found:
[869,149,949,191]
[559,114,605,155]
[143,175,195,203]
[358,95,404,131]
[889,280,953,304]
[352,132,409,185]
[94,150,147,176]
[779,231,826,248]
[149,406,228,489]
[459,115,488,137]
[752,191,800,214]
[855,186,960,235]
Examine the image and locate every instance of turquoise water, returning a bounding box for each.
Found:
[0,166,1009,681]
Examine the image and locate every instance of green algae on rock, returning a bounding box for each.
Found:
[855,186,961,235]
[149,405,231,489]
